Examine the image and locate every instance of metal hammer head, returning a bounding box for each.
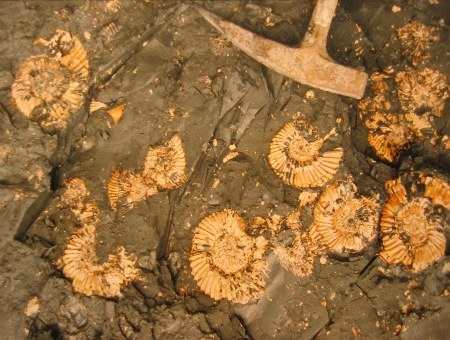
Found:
[195,0,368,99]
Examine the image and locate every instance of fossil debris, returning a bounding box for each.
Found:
[379,172,449,273]
[268,119,343,188]
[190,209,269,304]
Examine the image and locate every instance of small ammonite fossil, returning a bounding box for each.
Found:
[56,224,141,298]
[309,179,379,253]
[268,119,343,189]
[189,209,269,304]
[397,21,440,66]
[396,68,449,118]
[107,169,157,212]
[379,172,449,273]
[365,112,436,164]
[143,134,187,190]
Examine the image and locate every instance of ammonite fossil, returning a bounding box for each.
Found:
[143,134,187,190]
[107,169,157,212]
[365,112,436,164]
[379,172,449,272]
[309,180,379,253]
[12,30,89,128]
[56,224,141,298]
[268,119,343,188]
[396,68,449,118]
[189,209,269,304]
[397,21,440,66]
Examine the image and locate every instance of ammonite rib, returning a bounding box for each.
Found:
[268,119,343,188]
[379,172,448,272]
[189,209,269,304]
[310,180,379,253]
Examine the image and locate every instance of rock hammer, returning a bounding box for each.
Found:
[195,0,368,99]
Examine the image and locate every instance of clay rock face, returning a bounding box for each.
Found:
[310,180,379,253]
[268,119,343,188]
[379,172,449,273]
[189,209,269,304]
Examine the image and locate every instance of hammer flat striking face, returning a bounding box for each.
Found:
[195,0,368,99]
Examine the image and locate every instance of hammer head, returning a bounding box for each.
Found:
[195,4,368,99]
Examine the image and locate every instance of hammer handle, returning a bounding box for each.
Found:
[302,0,338,49]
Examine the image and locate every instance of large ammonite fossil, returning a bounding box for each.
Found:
[143,134,187,190]
[379,172,449,273]
[365,112,436,164]
[396,68,449,118]
[268,119,343,188]
[56,224,141,298]
[309,180,379,253]
[107,169,157,212]
[189,209,269,304]
[397,21,440,67]
[11,30,89,128]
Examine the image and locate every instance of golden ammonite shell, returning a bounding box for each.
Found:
[107,169,157,212]
[397,21,440,66]
[60,178,99,225]
[56,224,141,298]
[268,119,343,188]
[379,172,449,273]
[143,134,187,190]
[396,68,449,118]
[189,209,269,304]
[309,180,379,253]
[365,112,435,164]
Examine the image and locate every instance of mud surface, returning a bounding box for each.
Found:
[1,1,450,339]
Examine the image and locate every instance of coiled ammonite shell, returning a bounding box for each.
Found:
[57,224,141,298]
[397,21,440,66]
[107,169,157,212]
[396,68,449,118]
[365,112,435,163]
[268,119,343,188]
[143,134,186,190]
[379,172,449,272]
[309,180,379,253]
[189,209,269,304]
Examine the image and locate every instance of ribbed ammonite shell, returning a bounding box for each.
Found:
[396,68,449,118]
[107,169,157,212]
[189,209,269,304]
[379,172,449,272]
[268,119,343,188]
[57,224,141,298]
[365,112,435,164]
[309,180,379,253]
[397,21,440,66]
[143,134,187,190]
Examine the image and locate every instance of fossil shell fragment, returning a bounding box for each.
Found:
[189,209,269,304]
[57,224,141,298]
[89,100,107,114]
[143,134,187,190]
[310,180,379,253]
[396,68,449,118]
[268,119,343,188]
[107,169,157,212]
[379,172,448,272]
[397,21,440,66]
[365,112,436,163]
[107,103,126,124]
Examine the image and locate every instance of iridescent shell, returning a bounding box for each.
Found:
[189,209,269,304]
[365,112,435,163]
[379,172,448,272]
[309,180,379,253]
[143,134,187,190]
[107,169,157,212]
[396,68,449,118]
[397,21,440,66]
[268,120,343,188]
[56,224,141,298]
